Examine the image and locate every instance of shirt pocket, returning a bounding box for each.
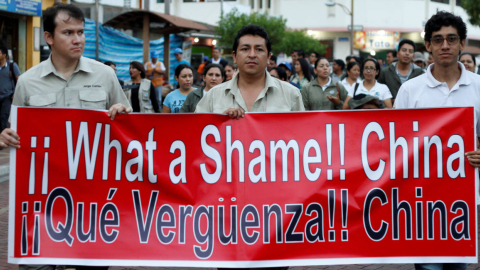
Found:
[79,90,107,110]
[29,93,57,107]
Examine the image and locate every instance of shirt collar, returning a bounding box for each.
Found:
[426,62,470,88]
[40,55,93,78]
[225,70,278,95]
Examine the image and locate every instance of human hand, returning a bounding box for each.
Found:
[327,91,341,105]
[108,103,133,120]
[223,108,245,119]
[466,150,480,167]
[0,128,20,149]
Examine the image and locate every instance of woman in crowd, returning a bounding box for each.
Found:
[180,64,224,113]
[163,64,195,113]
[224,63,237,81]
[291,58,312,90]
[340,61,361,97]
[459,52,476,73]
[343,58,392,109]
[123,61,159,113]
[302,57,349,110]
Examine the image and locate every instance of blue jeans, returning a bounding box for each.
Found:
[415,263,467,270]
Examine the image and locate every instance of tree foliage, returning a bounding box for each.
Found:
[461,0,480,27]
[215,9,326,56]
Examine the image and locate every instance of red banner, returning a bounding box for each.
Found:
[8,106,478,267]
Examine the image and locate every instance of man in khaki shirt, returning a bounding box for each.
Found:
[1,4,131,269]
[0,3,131,152]
[196,25,304,117]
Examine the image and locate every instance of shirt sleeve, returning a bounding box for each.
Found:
[12,75,26,106]
[301,86,311,111]
[160,62,166,71]
[13,63,21,77]
[382,85,393,100]
[394,84,409,109]
[195,90,213,113]
[291,89,305,111]
[163,92,172,109]
[107,68,131,109]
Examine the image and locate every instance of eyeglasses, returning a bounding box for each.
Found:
[364,67,376,72]
[430,35,460,46]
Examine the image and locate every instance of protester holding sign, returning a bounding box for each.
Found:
[0,3,131,270]
[395,11,480,270]
[195,24,304,117]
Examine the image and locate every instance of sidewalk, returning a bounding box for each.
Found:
[0,145,478,269]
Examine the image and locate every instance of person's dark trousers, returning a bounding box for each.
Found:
[0,96,12,133]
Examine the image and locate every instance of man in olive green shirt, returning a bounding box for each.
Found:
[196,25,304,117]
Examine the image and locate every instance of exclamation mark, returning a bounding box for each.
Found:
[326,124,333,180]
[28,137,37,194]
[328,189,335,241]
[341,189,348,241]
[21,202,28,255]
[339,124,345,180]
[42,137,50,195]
[33,202,41,255]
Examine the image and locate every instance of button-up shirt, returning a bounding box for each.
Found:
[195,71,304,113]
[13,56,130,109]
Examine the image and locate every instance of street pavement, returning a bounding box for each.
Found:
[0,147,479,270]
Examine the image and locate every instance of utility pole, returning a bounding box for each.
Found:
[95,0,100,60]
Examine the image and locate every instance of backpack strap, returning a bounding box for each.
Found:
[353,82,360,97]
[9,61,17,87]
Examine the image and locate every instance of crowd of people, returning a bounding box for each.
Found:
[1,2,480,270]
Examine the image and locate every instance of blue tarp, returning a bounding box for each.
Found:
[83,18,183,83]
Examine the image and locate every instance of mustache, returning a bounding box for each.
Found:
[244,59,259,64]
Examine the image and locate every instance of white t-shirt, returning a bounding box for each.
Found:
[349,80,392,101]
[395,62,480,135]
[341,77,362,97]
[212,58,222,64]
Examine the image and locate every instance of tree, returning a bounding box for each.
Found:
[215,9,326,56]
[461,0,480,27]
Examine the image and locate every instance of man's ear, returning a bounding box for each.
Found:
[232,51,237,64]
[459,38,466,52]
[425,41,432,53]
[44,31,54,47]
[268,52,272,61]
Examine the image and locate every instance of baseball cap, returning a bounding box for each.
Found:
[203,56,209,61]
[413,52,425,63]
[174,48,183,54]
[278,61,291,71]
[150,51,159,58]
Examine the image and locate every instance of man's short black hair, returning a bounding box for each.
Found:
[398,39,416,51]
[296,49,305,58]
[232,24,271,55]
[334,59,345,70]
[43,3,85,37]
[424,11,467,42]
[0,46,7,55]
[311,52,320,58]
[387,50,397,58]
[104,61,116,67]
[272,67,287,81]
[270,54,277,62]
[346,55,353,62]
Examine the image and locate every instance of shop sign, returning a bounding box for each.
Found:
[354,31,400,50]
[0,0,42,17]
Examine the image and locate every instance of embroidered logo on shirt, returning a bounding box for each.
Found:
[83,85,102,88]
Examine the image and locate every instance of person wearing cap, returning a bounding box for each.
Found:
[278,61,300,89]
[145,50,165,108]
[413,51,426,70]
[172,48,190,86]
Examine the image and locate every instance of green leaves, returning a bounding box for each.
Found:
[461,0,480,27]
[215,9,326,56]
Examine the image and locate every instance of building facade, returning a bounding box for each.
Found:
[149,0,480,62]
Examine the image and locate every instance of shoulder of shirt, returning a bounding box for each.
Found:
[16,60,47,85]
[82,57,115,72]
[399,73,428,91]
[273,79,301,95]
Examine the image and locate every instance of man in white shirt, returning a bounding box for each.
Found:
[207,47,228,67]
[395,11,480,270]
